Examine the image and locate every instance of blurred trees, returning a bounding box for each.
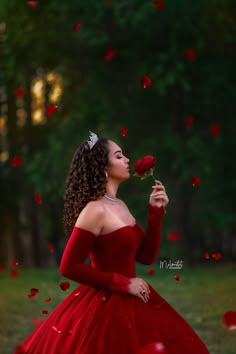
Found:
[0,0,235,268]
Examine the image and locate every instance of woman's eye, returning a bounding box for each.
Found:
[117,156,122,159]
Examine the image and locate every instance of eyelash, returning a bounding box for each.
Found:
[117,156,122,159]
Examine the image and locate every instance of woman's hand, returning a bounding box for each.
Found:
[149,180,169,209]
[128,277,150,303]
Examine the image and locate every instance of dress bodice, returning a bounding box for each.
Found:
[89,222,143,278]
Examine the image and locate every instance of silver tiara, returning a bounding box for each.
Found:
[87,131,99,150]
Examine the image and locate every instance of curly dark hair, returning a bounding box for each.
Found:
[62,135,110,240]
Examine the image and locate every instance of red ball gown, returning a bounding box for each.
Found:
[14,203,210,354]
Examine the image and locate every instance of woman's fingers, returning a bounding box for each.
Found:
[150,192,166,198]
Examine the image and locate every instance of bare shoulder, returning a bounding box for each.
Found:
[117,199,129,210]
[75,201,105,236]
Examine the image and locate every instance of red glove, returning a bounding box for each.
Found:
[60,227,131,294]
[135,203,165,265]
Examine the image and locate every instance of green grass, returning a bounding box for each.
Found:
[1,263,236,354]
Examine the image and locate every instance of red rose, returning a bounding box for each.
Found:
[133,155,157,179]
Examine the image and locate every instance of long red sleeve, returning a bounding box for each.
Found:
[135,203,165,265]
[59,227,131,294]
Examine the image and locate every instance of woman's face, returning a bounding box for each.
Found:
[106,140,130,181]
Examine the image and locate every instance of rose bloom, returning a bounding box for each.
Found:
[133,155,157,177]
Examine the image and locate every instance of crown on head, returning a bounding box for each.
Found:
[87,131,99,150]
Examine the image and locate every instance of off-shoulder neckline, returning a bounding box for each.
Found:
[74,221,138,237]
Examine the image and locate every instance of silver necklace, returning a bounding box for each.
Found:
[104,194,117,202]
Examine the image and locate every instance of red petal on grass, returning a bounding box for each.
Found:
[185,116,194,127]
[48,244,54,252]
[10,269,18,278]
[191,176,200,186]
[209,124,220,136]
[45,297,51,302]
[204,252,210,259]
[28,288,39,298]
[212,252,222,261]
[139,341,167,353]
[174,275,180,281]
[33,318,42,327]
[184,49,196,61]
[34,191,42,204]
[73,23,81,32]
[27,1,38,7]
[42,310,48,315]
[121,127,128,136]
[15,88,25,97]
[167,232,180,241]
[11,156,23,167]
[153,1,164,10]
[141,75,152,88]
[46,105,58,117]
[223,311,236,330]
[104,48,116,61]
[60,281,70,291]
[12,259,19,267]
[147,268,155,275]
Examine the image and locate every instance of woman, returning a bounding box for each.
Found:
[15,132,210,354]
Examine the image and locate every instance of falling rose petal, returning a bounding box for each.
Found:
[28,288,39,298]
[139,341,167,354]
[11,156,23,167]
[46,105,58,117]
[0,264,3,272]
[12,259,19,267]
[60,281,70,291]
[185,116,194,127]
[184,49,196,61]
[73,23,81,32]
[104,48,116,61]
[33,318,42,327]
[27,1,38,7]
[147,268,155,275]
[45,297,51,302]
[167,232,180,241]
[191,176,200,186]
[209,124,220,136]
[15,88,25,97]
[204,252,210,259]
[48,244,54,252]
[153,1,164,10]
[10,269,18,278]
[174,275,180,281]
[34,191,42,205]
[212,253,222,261]
[141,75,152,88]
[42,310,48,315]
[121,127,128,136]
[223,311,236,330]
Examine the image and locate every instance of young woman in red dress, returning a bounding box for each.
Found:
[15,132,210,353]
